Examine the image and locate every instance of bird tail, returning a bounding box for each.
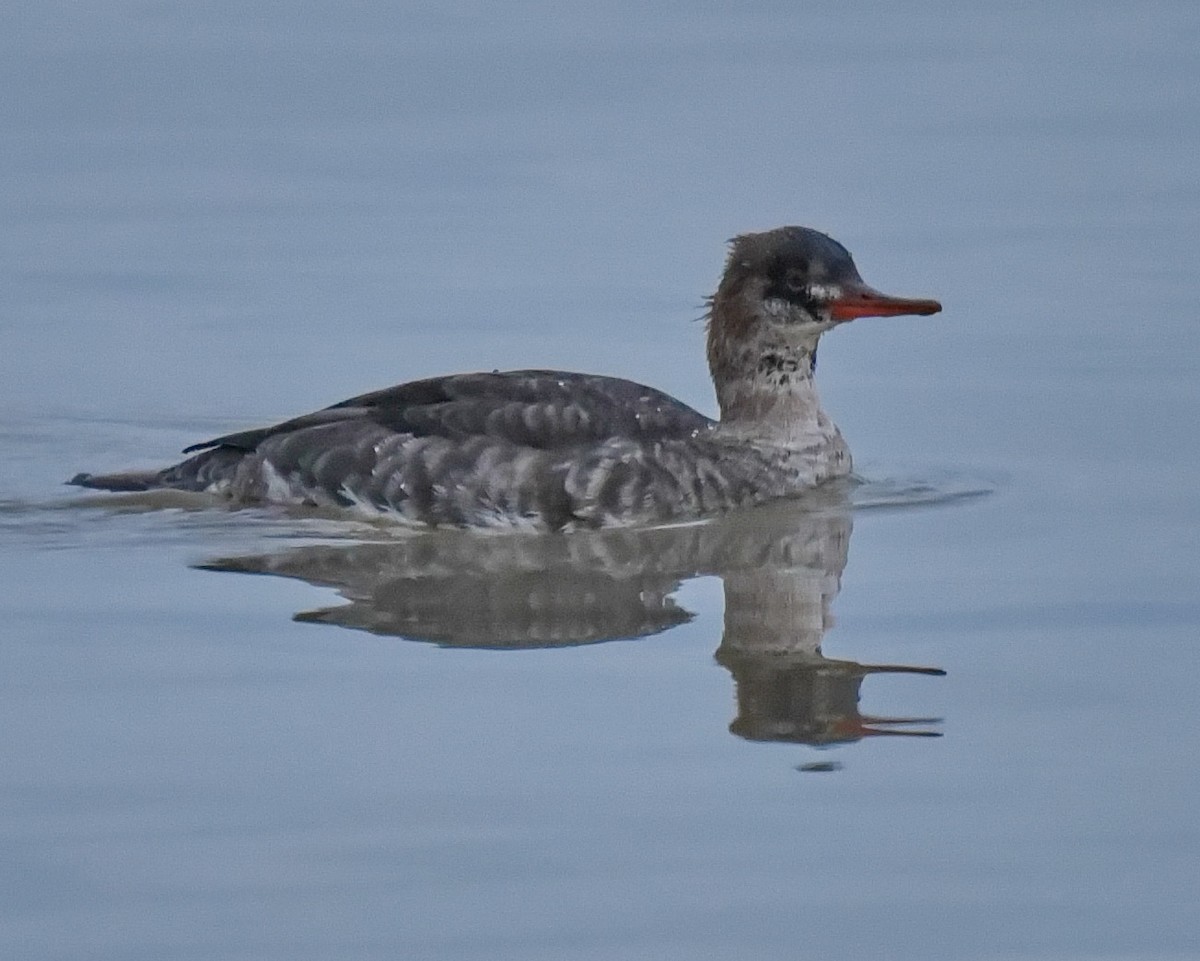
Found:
[68,446,248,494]
[67,469,163,492]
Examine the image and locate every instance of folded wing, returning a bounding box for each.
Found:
[183,370,713,454]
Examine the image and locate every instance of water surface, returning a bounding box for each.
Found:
[3,3,1199,959]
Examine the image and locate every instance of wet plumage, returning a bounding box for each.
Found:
[70,227,941,530]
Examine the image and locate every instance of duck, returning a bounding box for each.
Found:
[69,226,941,530]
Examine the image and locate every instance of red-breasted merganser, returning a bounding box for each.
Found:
[69,226,941,530]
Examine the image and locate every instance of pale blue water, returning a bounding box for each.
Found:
[3,3,1199,959]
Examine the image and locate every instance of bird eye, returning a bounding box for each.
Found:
[784,267,808,291]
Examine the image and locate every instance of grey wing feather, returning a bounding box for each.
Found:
[75,370,721,528]
[182,370,714,454]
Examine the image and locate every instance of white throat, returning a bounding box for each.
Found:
[712,323,834,442]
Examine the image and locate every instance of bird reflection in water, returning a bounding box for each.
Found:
[199,482,943,749]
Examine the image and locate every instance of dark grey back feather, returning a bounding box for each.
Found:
[183,370,713,454]
[104,370,729,529]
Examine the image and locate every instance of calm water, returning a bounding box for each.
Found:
[3,3,1200,959]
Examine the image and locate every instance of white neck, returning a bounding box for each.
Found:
[710,327,836,448]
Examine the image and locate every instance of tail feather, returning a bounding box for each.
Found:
[67,470,163,492]
[69,446,248,495]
